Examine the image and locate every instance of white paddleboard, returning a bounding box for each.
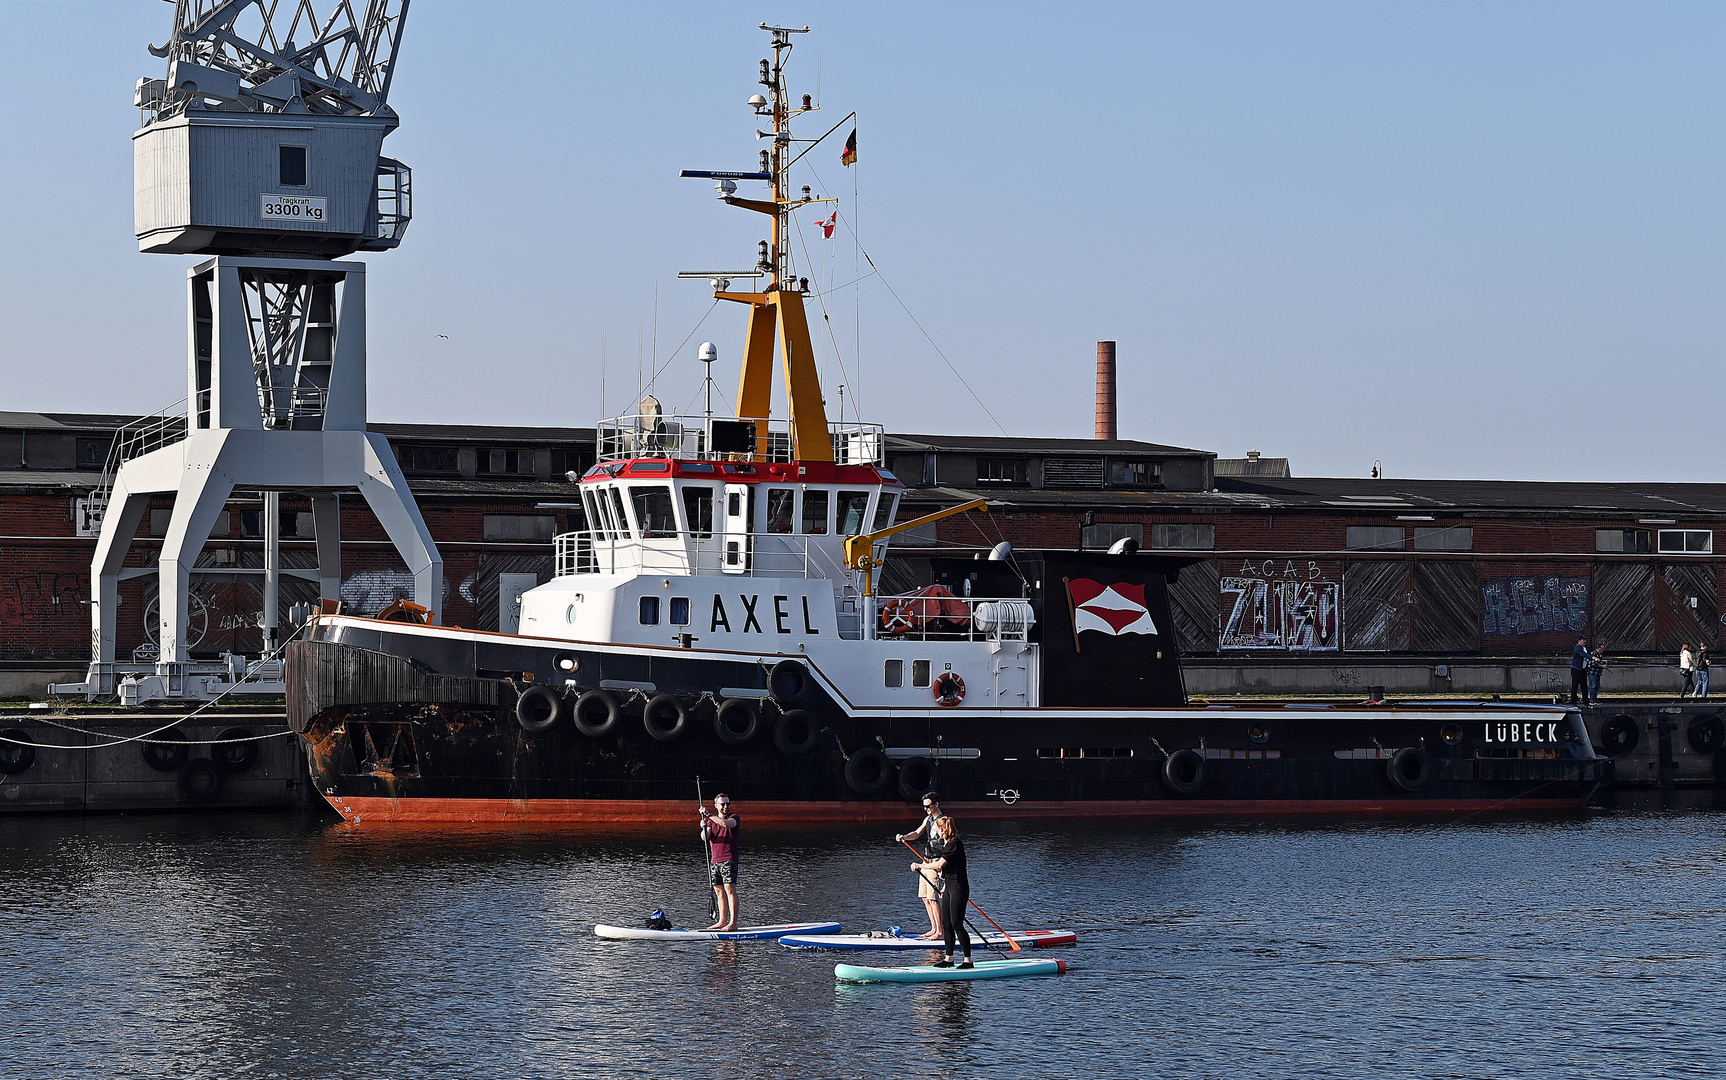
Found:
[781,929,1078,950]
[594,921,842,941]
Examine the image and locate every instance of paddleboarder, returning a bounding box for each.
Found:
[699,794,740,931]
[916,815,973,969]
[894,791,944,940]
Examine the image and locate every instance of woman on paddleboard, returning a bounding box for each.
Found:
[894,791,944,940]
[699,794,740,931]
[916,815,973,969]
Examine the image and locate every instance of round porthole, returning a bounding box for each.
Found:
[555,653,579,672]
[1247,722,1271,744]
[566,604,577,623]
[1441,723,1463,746]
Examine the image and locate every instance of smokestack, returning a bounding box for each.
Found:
[1094,340,1117,440]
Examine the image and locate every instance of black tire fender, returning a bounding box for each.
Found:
[514,684,566,734]
[643,693,688,742]
[0,729,35,775]
[1688,713,1726,755]
[769,660,810,706]
[844,748,896,796]
[177,758,223,802]
[213,727,259,773]
[714,698,759,745]
[772,709,821,756]
[1387,746,1432,793]
[143,729,189,772]
[896,756,941,801]
[1599,714,1640,756]
[1162,748,1205,795]
[572,690,620,738]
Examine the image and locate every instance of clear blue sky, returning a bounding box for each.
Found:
[2,1,1720,482]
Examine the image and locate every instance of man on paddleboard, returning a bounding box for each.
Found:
[894,792,944,940]
[699,794,740,931]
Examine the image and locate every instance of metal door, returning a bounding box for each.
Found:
[498,573,538,633]
[722,484,753,574]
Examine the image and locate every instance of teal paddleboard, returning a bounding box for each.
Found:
[834,957,1067,983]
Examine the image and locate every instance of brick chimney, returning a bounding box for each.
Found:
[1094,341,1117,440]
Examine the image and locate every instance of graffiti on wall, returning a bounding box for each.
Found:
[0,572,86,626]
[1222,561,1340,650]
[1481,576,1588,636]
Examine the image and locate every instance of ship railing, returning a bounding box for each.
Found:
[556,529,844,579]
[866,594,1037,644]
[595,413,885,466]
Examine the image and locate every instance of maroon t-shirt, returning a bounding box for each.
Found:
[707,814,739,863]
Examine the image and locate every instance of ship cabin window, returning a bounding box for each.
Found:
[912,659,931,688]
[583,488,613,540]
[801,489,829,534]
[639,596,660,625]
[279,145,307,186]
[669,597,690,625]
[630,485,677,538]
[683,486,715,538]
[871,493,898,532]
[885,659,904,687]
[608,487,632,538]
[727,491,742,517]
[837,491,872,536]
[765,487,796,534]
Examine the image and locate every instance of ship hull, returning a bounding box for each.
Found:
[291,619,1605,824]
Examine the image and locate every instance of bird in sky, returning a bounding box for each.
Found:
[437,334,449,339]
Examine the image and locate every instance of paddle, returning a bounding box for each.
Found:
[900,837,1021,957]
[697,775,717,924]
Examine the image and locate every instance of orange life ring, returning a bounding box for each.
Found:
[880,600,914,636]
[933,671,966,707]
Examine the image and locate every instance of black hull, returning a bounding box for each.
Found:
[289,622,1605,823]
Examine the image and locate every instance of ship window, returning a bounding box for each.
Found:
[885,659,904,687]
[1035,748,1135,759]
[912,659,931,687]
[801,489,829,534]
[608,487,632,538]
[630,485,677,538]
[765,487,795,534]
[581,489,606,540]
[727,491,742,516]
[837,491,871,536]
[871,493,898,532]
[639,596,660,625]
[669,597,690,625]
[683,486,715,538]
[279,145,307,186]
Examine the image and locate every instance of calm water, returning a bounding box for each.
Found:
[5,794,1726,1079]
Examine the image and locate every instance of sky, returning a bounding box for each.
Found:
[1,1,1721,482]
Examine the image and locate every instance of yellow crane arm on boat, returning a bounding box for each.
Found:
[844,497,989,597]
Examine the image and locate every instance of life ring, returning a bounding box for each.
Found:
[143,729,189,772]
[1387,747,1432,792]
[176,758,223,802]
[515,684,566,734]
[643,694,688,742]
[1599,714,1640,756]
[213,727,259,773]
[772,709,821,756]
[0,729,35,775]
[769,660,810,705]
[714,698,759,745]
[844,748,896,796]
[573,690,620,738]
[1162,749,1205,795]
[880,601,914,636]
[933,672,966,707]
[897,755,941,801]
[1688,713,1726,755]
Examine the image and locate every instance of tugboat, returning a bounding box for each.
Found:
[288,26,1605,823]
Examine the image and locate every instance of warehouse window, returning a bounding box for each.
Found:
[1597,529,1652,553]
[279,145,307,186]
[1108,459,1158,488]
[1346,526,1405,551]
[76,437,111,470]
[395,444,460,475]
[1413,526,1472,551]
[977,458,1028,485]
[1657,530,1713,555]
[482,515,556,541]
[1151,524,1215,550]
[479,449,534,476]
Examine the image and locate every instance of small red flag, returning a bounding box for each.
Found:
[841,129,857,167]
[820,213,836,239]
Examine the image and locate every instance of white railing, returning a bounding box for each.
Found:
[595,413,885,466]
[869,594,1036,643]
[554,529,859,580]
[88,398,191,515]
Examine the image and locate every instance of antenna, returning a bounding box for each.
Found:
[698,342,719,429]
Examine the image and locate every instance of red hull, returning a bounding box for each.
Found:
[322,793,1588,825]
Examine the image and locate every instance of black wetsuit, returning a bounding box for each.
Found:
[936,835,971,960]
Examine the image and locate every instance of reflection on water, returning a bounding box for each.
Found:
[4,801,1726,1078]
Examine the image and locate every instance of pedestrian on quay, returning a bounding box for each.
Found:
[1680,644,1696,699]
[916,815,974,969]
[1570,637,1590,706]
[699,793,740,931]
[1587,642,1607,705]
[1697,646,1711,699]
[893,791,944,940]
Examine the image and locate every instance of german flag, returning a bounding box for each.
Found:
[841,129,857,167]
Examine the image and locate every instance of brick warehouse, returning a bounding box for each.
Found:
[3,409,1722,698]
